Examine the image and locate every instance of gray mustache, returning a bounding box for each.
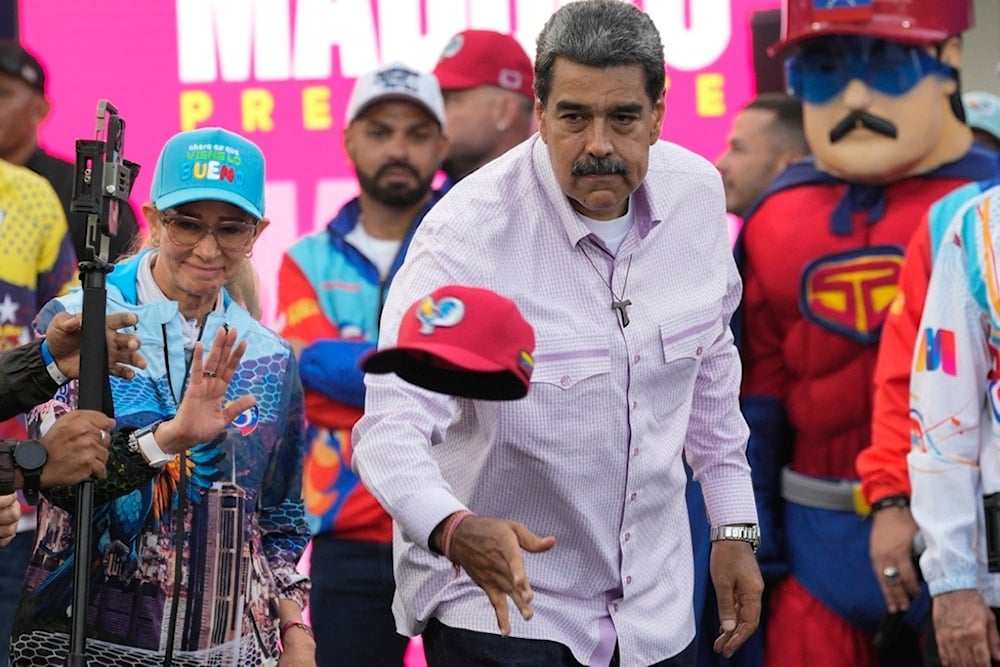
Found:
[571,157,629,177]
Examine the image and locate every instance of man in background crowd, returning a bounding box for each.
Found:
[686,91,808,667]
[0,40,141,261]
[963,90,1000,153]
[0,158,77,666]
[432,29,535,189]
[715,92,809,218]
[276,62,448,667]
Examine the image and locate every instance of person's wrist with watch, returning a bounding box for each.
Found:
[0,438,48,505]
[127,421,181,469]
[710,523,762,552]
[869,495,909,513]
[126,418,213,469]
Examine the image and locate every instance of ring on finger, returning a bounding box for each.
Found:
[98,429,108,443]
[203,370,217,378]
[882,565,900,585]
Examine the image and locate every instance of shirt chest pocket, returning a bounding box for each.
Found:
[653,317,721,421]
[529,335,611,393]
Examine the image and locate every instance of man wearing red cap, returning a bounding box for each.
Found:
[432,30,535,189]
[738,0,998,664]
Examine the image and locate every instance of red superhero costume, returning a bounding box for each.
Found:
[741,144,995,667]
[739,1,995,665]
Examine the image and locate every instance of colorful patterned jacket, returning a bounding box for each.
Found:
[276,193,441,541]
[859,172,1000,503]
[11,250,309,667]
[909,181,1000,604]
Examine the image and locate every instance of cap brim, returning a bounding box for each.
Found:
[434,69,533,99]
[361,344,528,400]
[768,26,948,58]
[433,69,485,92]
[155,187,264,220]
[351,94,444,127]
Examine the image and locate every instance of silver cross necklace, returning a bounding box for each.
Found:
[581,248,633,327]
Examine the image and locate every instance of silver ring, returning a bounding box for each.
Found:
[98,429,108,443]
[203,370,217,378]
[883,566,900,584]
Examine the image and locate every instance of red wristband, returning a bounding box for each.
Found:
[279,620,314,642]
[442,510,474,563]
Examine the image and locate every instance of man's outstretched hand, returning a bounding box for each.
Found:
[446,515,556,636]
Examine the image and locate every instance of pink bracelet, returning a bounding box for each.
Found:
[278,619,313,650]
[442,510,475,563]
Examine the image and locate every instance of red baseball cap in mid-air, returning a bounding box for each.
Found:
[361,285,535,400]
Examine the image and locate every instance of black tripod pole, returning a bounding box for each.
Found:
[65,100,139,666]
[66,257,112,666]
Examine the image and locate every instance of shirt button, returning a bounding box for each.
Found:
[630,492,637,502]
[633,354,641,363]
[613,603,619,612]
[632,448,639,457]
[560,376,571,387]
[696,346,703,355]
[624,532,631,542]
[626,575,633,585]
[632,400,638,410]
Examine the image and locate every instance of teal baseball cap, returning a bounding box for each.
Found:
[964,91,1000,146]
[151,127,266,219]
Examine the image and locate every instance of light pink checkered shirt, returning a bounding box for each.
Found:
[353,136,756,667]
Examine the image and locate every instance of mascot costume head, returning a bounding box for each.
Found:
[772,0,974,184]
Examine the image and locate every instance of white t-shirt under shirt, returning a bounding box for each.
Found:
[346,223,403,279]
[579,198,634,255]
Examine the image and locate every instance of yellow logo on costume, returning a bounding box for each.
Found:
[800,247,904,344]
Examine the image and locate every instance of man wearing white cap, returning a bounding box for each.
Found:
[275,62,448,667]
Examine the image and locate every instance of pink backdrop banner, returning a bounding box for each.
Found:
[20,0,779,321]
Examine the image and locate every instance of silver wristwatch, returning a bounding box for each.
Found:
[128,422,174,469]
[710,524,761,553]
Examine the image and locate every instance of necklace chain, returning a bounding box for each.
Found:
[580,246,633,327]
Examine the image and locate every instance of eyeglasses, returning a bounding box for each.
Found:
[786,36,956,105]
[158,212,258,251]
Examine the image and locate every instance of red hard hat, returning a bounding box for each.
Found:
[770,0,974,57]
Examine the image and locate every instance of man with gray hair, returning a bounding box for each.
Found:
[352,2,762,665]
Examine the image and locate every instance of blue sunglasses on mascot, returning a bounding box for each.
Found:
[787,35,957,105]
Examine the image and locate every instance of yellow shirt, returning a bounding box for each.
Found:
[0,159,77,439]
